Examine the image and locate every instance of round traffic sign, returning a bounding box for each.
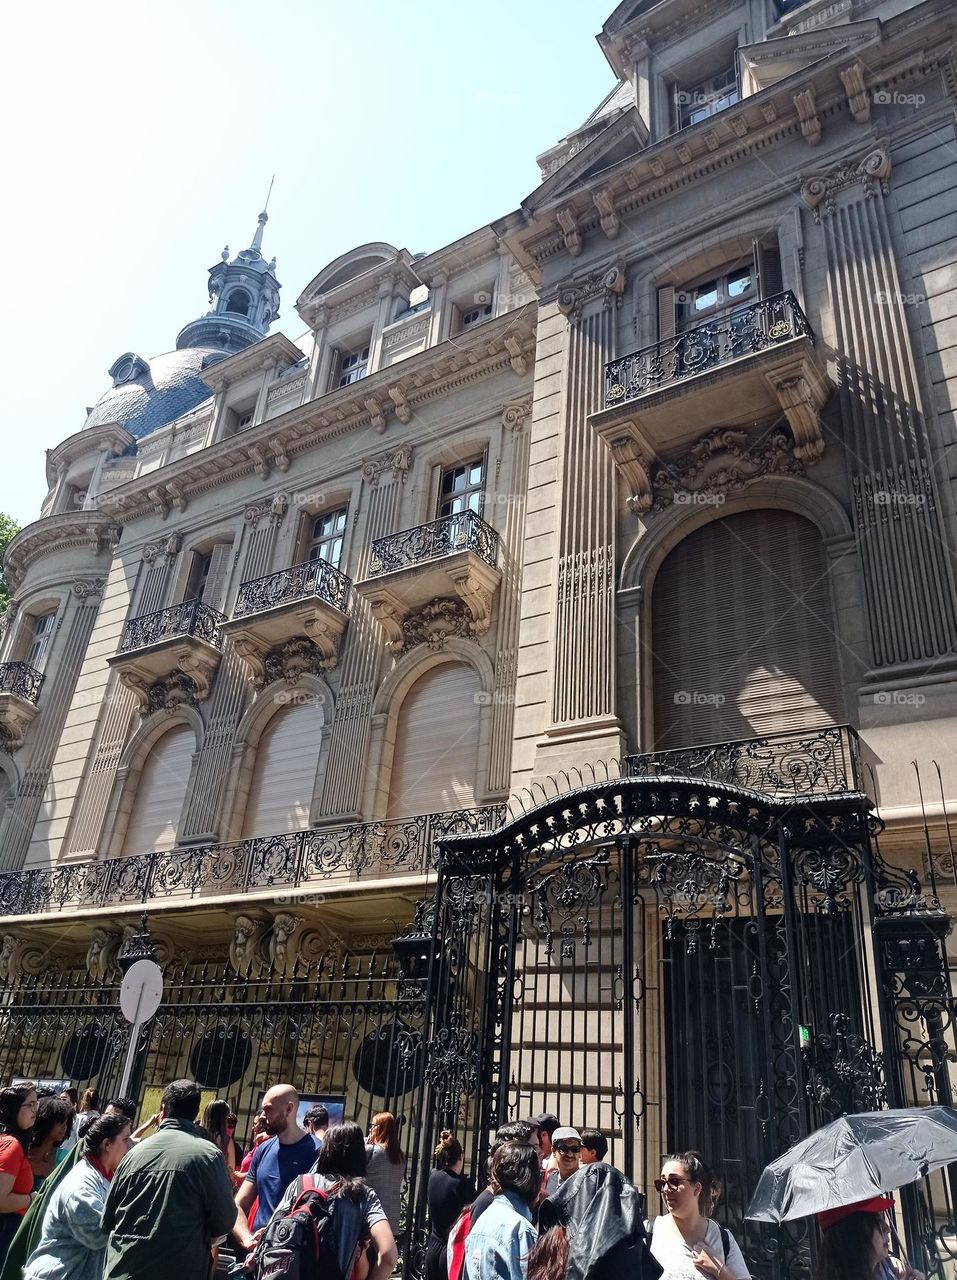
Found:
[120,958,164,1024]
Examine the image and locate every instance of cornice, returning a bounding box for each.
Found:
[46,423,134,487]
[197,333,306,391]
[3,513,121,594]
[413,226,501,288]
[94,312,536,525]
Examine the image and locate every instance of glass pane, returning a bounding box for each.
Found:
[728,268,752,298]
[695,283,718,312]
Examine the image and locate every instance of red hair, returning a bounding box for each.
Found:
[369,1111,404,1165]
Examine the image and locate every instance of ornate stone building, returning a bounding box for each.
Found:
[1,0,957,1274]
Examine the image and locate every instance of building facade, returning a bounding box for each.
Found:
[1,0,957,1274]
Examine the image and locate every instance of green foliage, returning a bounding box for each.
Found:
[0,513,21,614]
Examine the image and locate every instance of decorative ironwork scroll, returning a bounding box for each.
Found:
[119,599,226,653]
[234,556,351,619]
[367,510,499,578]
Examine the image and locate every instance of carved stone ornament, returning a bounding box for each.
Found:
[72,577,105,602]
[840,62,871,123]
[268,912,343,977]
[800,143,891,220]
[145,670,201,715]
[229,914,269,976]
[794,86,822,145]
[401,598,473,653]
[269,492,289,526]
[86,925,125,983]
[650,427,806,512]
[144,532,182,563]
[502,400,532,432]
[244,500,270,528]
[556,206,583,257]
[0,933,46,983]
[259,635,330,687]
[592,188,620,239]
[557,262,626,323]
[361,447,413,488]
[388,385,413,424]
[606,430,654,515]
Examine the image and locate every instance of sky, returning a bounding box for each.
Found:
[0,0,617,527]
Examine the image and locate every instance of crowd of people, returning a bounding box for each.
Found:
[0,1080,926,1280]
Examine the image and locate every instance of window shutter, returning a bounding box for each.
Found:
[387,663,481,819]
[124,724,194,854]
[242,701,325,838]
[201,543,233,612]
[657,285,677,341]
[651,510,843,748]
[760,245,783,298]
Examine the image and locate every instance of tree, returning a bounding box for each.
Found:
[0,513,21,615]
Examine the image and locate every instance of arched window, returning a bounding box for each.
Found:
[651,509,844,747]
[225,289,251,317]
[123,724,194,854]
[242,699,325,838]
[387,663,481,818]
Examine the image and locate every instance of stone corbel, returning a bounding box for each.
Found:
[794,87,822,145]
[229,913,270,976]
[167,481,187,513]
[840,62,870,123]
[388,385,413,424]
[301,613,343,669]
[765,362,830,462]
[593,188,620,239]
[446,561,500,636]
[364,588,409,653]
[148,487,171,520]
[0,933,46,983]
[86,925,126,983]
[606,427,654,515]
[0,696,39,749]
[249,445,271,480]
[365,396,387,434]
[504,336,528,376]
[269,437,291,472]
[556,206,583,257]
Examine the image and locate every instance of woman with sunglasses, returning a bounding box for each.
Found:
[543,1129,581,1196]
[647,1152,750,1279]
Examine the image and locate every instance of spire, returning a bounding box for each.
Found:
[249,177,274,256]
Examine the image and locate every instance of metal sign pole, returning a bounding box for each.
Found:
[117,959,164,1101]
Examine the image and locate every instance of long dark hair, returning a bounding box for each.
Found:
[315,1122,371,1203]
[489,1142,540,1207]
[0,1083,36,1152]
[815,1211,884,1280]
[664,1150,721,1217]
[369,1111,404,1165]
[203,1099,232,1157]
[527,1228,570,1280]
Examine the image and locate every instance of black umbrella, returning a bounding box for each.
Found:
[747,1106,957,1223]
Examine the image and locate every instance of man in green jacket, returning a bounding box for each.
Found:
[101,1080,252,1280]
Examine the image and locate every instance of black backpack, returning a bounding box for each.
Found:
[247,1176,361,1280]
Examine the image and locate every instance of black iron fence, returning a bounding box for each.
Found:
[625,724,864,797]
[367,510,499,578]
[0,661,43,705]
[119,598,226,653]
[0,806,506,918]
[234,557,352,619]
[603,290,813,409]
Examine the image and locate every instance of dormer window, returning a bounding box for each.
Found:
[225,289,251,317]
[335,344,370,389]
[108,353,149,387]
[462,302,493,328]
[676,65,738,130]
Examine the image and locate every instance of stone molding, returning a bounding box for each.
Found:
[800,141,892,219]
[4,514,121,594]
[400,598,473,653]
[555,262,626,323]
[361,447,413,488]
[502,400,532,432]
[649,427,806,512]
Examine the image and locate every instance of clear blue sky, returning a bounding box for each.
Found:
[0,0,616,527]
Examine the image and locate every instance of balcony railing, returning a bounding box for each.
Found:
[368,510,499,579]
[603,291,813,410]
[234,557,352,620]
[119,599,226,654]
[625,725,864,798]
[0,662,43,705]
[0,805,507,918]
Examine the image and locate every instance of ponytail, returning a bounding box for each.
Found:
[665,1150,721,1218]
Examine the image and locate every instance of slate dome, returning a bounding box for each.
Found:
[83,347,227,440]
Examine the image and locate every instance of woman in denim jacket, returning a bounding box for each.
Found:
[464,1143,539,1279]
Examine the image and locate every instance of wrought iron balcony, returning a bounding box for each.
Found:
[604,292,813,409]
[593,291,832,511]
[109,599,227,709]
[0,662,43,706]
[225,557,353,676]
[119,599,225,654]
[0,804,507,919]
[625,725,865,798]
[0,662,44,749]
[368,510,498,578]
[357,511,502,652]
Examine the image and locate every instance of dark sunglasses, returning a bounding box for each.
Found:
[555,1144,581,1155]
[654,1176,690,1193]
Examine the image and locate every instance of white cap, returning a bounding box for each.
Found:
[551,1127,581,1144]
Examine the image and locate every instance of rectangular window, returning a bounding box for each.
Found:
[677,65,738,130]
[236,411,254,431]
[439,458,485,518]
[678,264,756,331]
[25,612,56,669]
[307,508,348,569]
[186,551,212,602]
[461,301,493,329]
[335,345,370,389]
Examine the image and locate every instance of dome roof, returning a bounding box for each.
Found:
[84,347,228,440]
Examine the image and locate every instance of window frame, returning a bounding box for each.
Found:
[332,341,371,390]
[438,456,486,520]
[306,507,348,569]
[675,62,739,131]
[23,610,57,670]
[677,263,757,331]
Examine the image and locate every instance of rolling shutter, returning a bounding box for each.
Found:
[243,701,325,838]
[387,663,481,819]
[124,724,195,854]
[652,510,844,748]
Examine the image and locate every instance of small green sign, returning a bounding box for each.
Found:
[799,1024,812,1047]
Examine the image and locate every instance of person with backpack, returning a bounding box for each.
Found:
[248,1121,396,1280]
[646,1152,750,1279]
[235,1085,318,1234]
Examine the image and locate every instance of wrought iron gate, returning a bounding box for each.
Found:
[416,772,953,1280]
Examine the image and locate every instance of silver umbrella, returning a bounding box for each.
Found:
[747,1107,957,1223]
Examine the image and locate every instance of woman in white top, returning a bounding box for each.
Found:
[647,1151,750,1280]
